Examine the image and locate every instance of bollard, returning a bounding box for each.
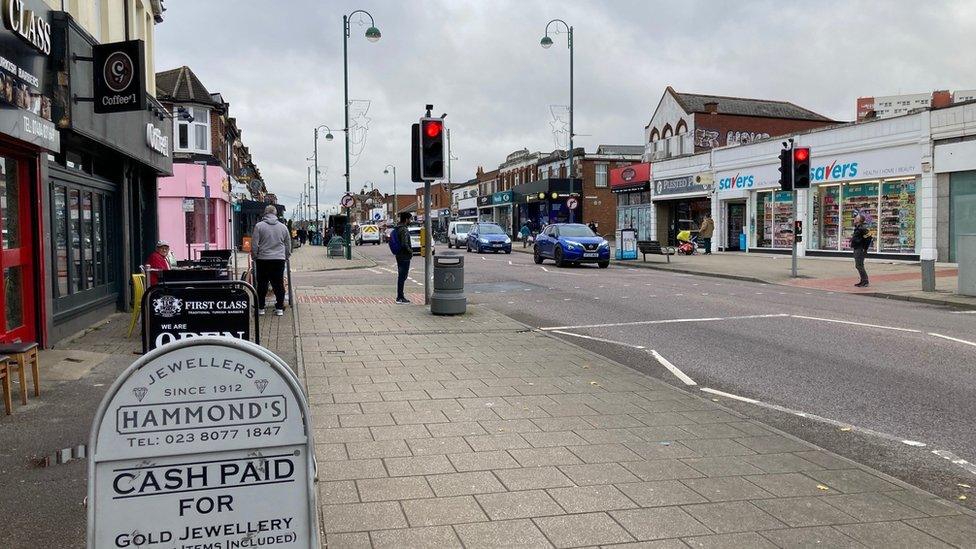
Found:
[921,259,936,292]
[430,253,466,315]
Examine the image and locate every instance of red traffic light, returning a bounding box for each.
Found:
[424,120,443,138]
[793,148,810,162]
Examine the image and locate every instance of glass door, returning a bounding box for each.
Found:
[0,155,35,343]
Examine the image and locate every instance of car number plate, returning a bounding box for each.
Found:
[493,243,503,247]
[583,252,599,258]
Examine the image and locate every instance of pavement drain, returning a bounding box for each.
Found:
[32,445,87,468]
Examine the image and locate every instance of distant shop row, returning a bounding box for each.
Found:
[611,104,976,262]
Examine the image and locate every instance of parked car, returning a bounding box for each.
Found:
[466,222,511,254]
[534,223,610,268]
[407,225,434,255]
[447,221,473,249]
[356,223,381,245]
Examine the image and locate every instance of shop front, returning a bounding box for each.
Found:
[652,174,712,247]
[611,163,652,241]
[456,196,478,221]
[480,190,514,235]
[44,12,174,343]
[477,195,492,222]
[0,0,61,344]
[716,143,922,258]
[512,178,579,231]
[158,164,232,260]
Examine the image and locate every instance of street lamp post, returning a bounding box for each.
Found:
[343,10,381,259]
[541,19,575,223]
[313,125,336,244]
[383,164,397,219]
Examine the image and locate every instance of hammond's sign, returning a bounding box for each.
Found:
[87,338,320,548]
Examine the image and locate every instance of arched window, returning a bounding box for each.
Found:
[662,124,673,139]
[675,119,688,135]
[649,128,660,143]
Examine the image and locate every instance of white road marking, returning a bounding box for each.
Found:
[542,267,550,272]
[620,296,629,299]
[541,313,788,331]
[508,260,513,265]
[949,310,976,314]
[549,329,649,349]
[380,267,397,275]
[791,315,920,333]
[932,450,976,476]
[367,268,382,274]
[700,387,759,404]
[929,332,976,348]
[648,350,697,386]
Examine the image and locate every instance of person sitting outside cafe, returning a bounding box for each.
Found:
[145,240,171,286]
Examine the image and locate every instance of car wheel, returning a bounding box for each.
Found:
[505,250,511,255]
[447,241,452,249]
[598,261,609,269]
[554,247,566,268]
[533,247,544,264]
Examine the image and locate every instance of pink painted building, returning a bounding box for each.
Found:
[156,163,232,260]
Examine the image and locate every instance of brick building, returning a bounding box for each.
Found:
[415,182,452,228]
[644,86,839,162]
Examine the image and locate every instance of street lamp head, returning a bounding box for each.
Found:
[383,169,389,175]
[325,132,334,141]
[540,35,553,49]
[365,26,381,42]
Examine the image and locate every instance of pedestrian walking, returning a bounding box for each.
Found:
[297,228,307,245]
[698,213,714,255]
[851,214,872,287]
[251,205,292,316]
[587,222,597,234]
[391,212,414,304]
[519,223,531,247]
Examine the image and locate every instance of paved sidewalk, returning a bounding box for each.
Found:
[289,244,377,272]
[512,247,976,308]
[295,285,976,548]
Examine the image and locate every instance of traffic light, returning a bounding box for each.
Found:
[411,123,422,183]
[419,117,445,180]
[792,147,811,189]
[778,148,792,192]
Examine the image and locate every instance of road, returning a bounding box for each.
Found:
[295,243,976,507]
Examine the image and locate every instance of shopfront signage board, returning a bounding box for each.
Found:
[93,39,146,114]
[0,0,59,151]
[654,175,711,197]
[87,337,319,549]
[492,191,513,205]
[142,281,258,354]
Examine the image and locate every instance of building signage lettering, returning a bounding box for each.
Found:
[1,0,51,55]
[718,173,756,190]
[492,191,513,205]
[654,175,711,196]
[146,123,170,156]
[88,338,320,548]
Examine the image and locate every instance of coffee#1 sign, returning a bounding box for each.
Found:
[87,338,319,549]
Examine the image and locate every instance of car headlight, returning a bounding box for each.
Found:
[504,237,511,244]
[565,240,582,249]
[479,238,489,244]
[599,240,610,248]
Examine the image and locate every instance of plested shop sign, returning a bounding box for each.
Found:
[87,337,319,549]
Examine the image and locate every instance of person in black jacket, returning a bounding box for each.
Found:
[851,214,871,287]
[393,212,414,303]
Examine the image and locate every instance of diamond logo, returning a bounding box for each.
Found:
[254,379,269,394]
[132,387,148,402]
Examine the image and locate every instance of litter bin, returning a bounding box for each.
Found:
[327,236,345,258]
[959,234,976,297]
[430,254,466,315]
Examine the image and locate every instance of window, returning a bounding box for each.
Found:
[175,106,211,153]
[50,183,114,299]
[185,198,219,245]
[595,163,608,187]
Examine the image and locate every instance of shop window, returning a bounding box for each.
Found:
[175,106,211,154]
[69,188,82,292]
[879,179,916,253]
[841,182,879,251]
[595,163,608,187]
[53,186,68,297]
[1,158,19,248]
[185,198,219,245]
[811,180,916,253]
[50,182,115,300]
[756,191,794,248]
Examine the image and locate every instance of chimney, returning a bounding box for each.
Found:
[704,102,718,114]
[932,90,952,109]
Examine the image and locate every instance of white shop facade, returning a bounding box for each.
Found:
[711,113,930,260]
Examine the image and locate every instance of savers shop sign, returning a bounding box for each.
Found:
[87,338,319,549]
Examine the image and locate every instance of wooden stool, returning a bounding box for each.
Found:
[0,355,11,414]
[0,342,40,405]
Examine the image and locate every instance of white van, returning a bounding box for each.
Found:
[447,221,473,249]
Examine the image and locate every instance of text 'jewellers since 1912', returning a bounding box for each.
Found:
[88,339,318,549]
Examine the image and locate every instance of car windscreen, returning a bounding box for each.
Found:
[479,224,505,234]
[559,225,596,237]
[454,223,472,233]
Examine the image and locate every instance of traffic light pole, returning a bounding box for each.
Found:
[424,183,432,305]
[791,185,798,279]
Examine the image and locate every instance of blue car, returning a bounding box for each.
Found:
[466,222,512,254]
[534,223,611,268]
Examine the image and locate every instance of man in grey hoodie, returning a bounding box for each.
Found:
[251,205,292,316]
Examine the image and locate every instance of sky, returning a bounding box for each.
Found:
[155,0,976,215]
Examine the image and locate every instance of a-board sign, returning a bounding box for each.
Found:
[87,337,319,548]
[142,281,258,354]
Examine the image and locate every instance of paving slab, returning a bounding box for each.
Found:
[293,286,976,548]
